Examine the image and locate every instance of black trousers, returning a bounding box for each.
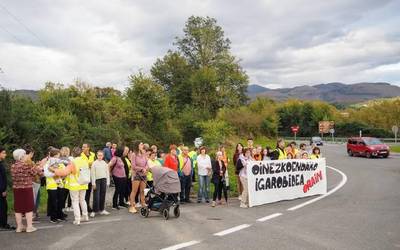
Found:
[0,196,8,227]
[112,176,127,208]
[57,188,67,217]
[124,178,132,203]
[93,178,107,212]
[48,189,65,220]
[85,183,93,213]
[180,175,192,202]
[213,178,228,202]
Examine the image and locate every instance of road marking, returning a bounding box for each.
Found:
[36,225,63,229]
[161,240,201,250]
[213,224,251,236]
[82,218,122,225]
[256,213,282,222]
[287,166,347,211]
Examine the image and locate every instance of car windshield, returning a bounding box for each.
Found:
[364,138,383,145]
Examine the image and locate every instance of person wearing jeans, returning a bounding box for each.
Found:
[109,148,127,210]
[178,147,193,203]
[90,151,110,217]
[197,147,212,203]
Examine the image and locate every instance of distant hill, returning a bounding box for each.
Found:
[13,90,39,100]
[247,82,400,104]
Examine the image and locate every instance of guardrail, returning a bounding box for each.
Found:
[283,137,399,144]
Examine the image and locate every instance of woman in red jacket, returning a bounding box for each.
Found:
[164,144,178,172]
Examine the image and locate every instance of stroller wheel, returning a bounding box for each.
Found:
[162,208,170,220]
[173,206,180,218]
[140,207,149,218]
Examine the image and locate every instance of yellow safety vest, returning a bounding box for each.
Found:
[278,148,287,160]
[81,152,95,167]
[125,157,132,179]
[310,154,320,159]
[46,163,66,190]
[65,157,89,191]
[147,159,161,181]
[188,151,197,168]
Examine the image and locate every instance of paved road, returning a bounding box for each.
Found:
[1,144,399,250]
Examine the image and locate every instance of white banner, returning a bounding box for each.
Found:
[247,158,327,207]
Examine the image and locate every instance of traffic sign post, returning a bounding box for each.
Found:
[392,125,398,143]
[291,125,299,142]
[330,128,335,142]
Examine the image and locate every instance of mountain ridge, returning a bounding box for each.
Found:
[247,82,400,104]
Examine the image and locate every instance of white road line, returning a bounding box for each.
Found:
[161,240,201,250]
[287,166,347,211]
[256,213,283,222]
[213,224,252,236]
[36,225,63,229]
[82,218,122,225]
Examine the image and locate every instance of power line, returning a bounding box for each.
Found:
[0,24,24,43]
[0,3,47,46]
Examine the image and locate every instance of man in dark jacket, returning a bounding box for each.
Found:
[0,146,15,231]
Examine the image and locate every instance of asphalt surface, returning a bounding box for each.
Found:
[1,144,399,250]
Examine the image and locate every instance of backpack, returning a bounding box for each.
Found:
[77,164,91,185]
[235,158,244,174]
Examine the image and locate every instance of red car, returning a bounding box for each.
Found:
[347,137,390,158]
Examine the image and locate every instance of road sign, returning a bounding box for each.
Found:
[319,121,334,134]
[392,125,398,143]
[291,125,299,133]
[392,126,399,135]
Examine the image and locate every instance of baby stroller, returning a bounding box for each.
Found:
[140,166,181,220]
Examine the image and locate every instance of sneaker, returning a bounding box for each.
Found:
[0,224,16,231]
[126,201,131,206]
[135,203,141,208]
[211,201,216,207]
[66,207,73,212]
[112,206,120,210]
[119,203,129,208]
[240,203,248,208]
[238,195,242,201]
[129,207,137,214]
[100,210,110,215]
[73,220,80,225]
[26,227,37,233]
[50,219,58,224]
[197,200,201,203]
[16,227,26,233]
[57,217,67,222]
[206,200,210,203]
[90,212,95,218]
[82,215,89,222]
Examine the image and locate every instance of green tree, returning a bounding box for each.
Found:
[126,73,170,141]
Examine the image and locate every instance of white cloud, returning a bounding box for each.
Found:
[0,0,399,90]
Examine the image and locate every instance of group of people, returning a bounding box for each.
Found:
[0,138,321,232]
[233,138,322,208]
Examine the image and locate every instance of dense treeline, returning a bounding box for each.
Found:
[1,16,398,158]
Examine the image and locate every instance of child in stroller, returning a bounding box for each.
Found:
[140,166,181,220]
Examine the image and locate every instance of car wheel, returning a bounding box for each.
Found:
[347,149,353,156]
[365,151,371,158]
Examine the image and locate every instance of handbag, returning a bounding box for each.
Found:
[77,165,91,185]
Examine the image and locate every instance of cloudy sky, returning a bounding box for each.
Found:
[0,0,399,90]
